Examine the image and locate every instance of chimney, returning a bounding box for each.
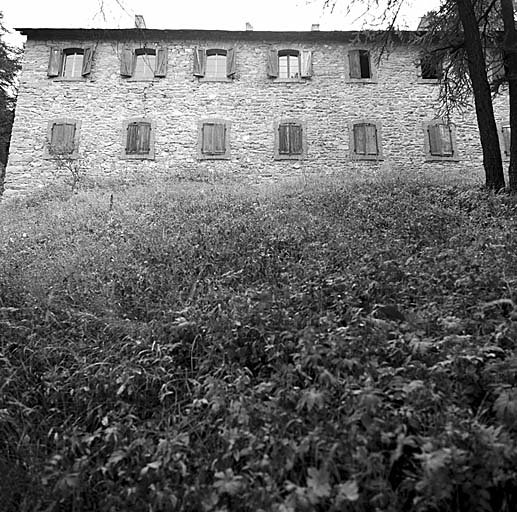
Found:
[135,15,146,29]
[246,22,253,31]
[311,24,320,31]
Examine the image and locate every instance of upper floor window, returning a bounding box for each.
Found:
[120,47,168,79]
[47,47,93,79]
[193,48,236,80]
[348,49,372,80]
[420,53,442,81]
[44,118,81,159]
[424,121,459,161]
[134,49,156,79]
[274,119,306,160]
[349,121,383,160]
[121,119,156,159]
[267,49,313,80]
[279,50,301,79]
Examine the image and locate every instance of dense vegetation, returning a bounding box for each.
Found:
[1,174,517,511]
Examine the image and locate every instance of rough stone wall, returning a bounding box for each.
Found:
[4,32,510,196]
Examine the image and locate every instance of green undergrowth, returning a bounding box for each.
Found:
[1,174,517,511]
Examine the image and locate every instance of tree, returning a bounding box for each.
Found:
[0,12,22,193]
[323,0,515,190]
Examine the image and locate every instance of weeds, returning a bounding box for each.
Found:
[1,175,517,511]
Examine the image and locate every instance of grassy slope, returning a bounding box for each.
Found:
[1,175,517,511]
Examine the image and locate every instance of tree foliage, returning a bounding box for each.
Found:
[0,12,22,191]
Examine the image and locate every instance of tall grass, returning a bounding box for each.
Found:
[1,173,516,511]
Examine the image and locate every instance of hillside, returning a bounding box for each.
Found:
[1,175,517,511]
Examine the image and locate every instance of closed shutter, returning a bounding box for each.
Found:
[202,123,225,154]
[364,124,378,155]
[439,124,453,156]
[267,49,279,78]
[428,124,443,156]
[300,50,313,78]
[82,47,93,76]
[126,123,150,154]
[48,47,61,77]
[51,123,76,154]
[120,48,134,77]
[348,50,361,79]
[278,124,289,154]
[289,124,303,154]
[155,47,168,77]
[354,124,366,154]
[503,125,511,156]
[226,48,236,77]
[193,48,206,77]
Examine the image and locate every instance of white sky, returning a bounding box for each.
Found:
[2,0,442,44]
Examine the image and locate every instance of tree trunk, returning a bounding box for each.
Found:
[456,0,505,189]
[501,0,517,191]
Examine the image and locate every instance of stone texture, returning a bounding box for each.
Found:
[4,30,510,196]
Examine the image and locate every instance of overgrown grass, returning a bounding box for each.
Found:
[1,173,517,511]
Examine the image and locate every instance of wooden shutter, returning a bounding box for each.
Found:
[278,123,289,154]
[354,124,366,154]
[365,124,378,155]
[439,124,453,156]
[300,50,313,78]
[120,48,134,77]
[289,124,303,154]
[193,48,206,77]
[126,123,139,153]
[348,50,361,79]
[202,123,225,154]
[48,47,61,77]
[82,47,93,76]
[155,47,168,77]
[503,126,511,156]
[267,49,279,78]
[138,123,151,153]
[226,48,236,77]
[51,123,75,154]
[428,124,446,156]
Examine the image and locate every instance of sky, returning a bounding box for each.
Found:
[2,0,442,45]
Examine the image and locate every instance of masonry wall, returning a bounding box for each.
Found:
[4,31,510,196]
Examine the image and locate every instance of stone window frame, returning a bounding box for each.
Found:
[423,120,460,162]
[43,118,81,159]
[267,48,313,83]
[47,46,93,81]
[416,52,443,84]
[345,48,377,83]
[348,119,384,161]
[500,123,511,160]
[197,119,231,160]
[121,118,156,160]
[273,118,307,160]
[193,48,236,82]
[120,47,168,82]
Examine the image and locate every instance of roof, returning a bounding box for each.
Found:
[15,27,419,43]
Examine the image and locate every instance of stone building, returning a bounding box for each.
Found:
[3,23,511,196]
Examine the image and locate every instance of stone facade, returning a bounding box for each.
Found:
[4,28,511,196]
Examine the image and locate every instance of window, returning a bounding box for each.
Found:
[47,47,93,79]
[348,49,373,80]
[193,48,236,80]
[274,120,306,160]
[44,118,81,159]
[349,121,383,160]
[120,48,168,79]
[198,120,230,159]
[267,49,313,80]
[424,121,459,161]
[121,119,155,159]
[501,125,511,157]
[420,53,442,81]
